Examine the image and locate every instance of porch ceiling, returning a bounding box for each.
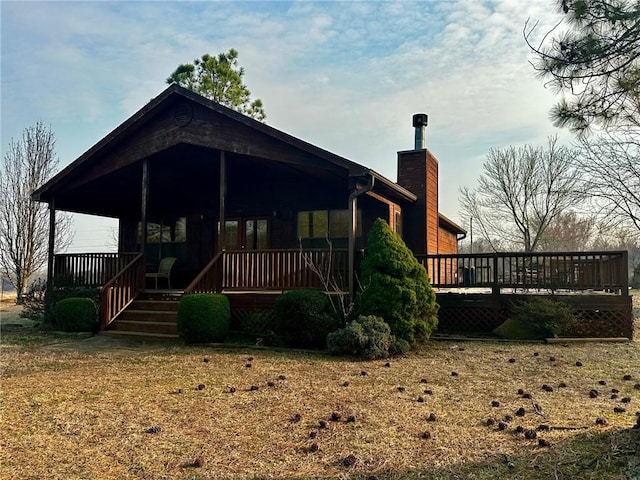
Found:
[48,143,352,219]
[34,85,418,216]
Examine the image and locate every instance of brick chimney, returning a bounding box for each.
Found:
[397,114,438,255]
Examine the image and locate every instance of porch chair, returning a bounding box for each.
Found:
[146,257,176,289]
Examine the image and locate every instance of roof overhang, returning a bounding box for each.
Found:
[33,85,381,204]
[439,213,467,235]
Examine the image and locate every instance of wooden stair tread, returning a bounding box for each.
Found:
[100,330,179,340]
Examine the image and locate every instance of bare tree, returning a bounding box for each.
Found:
[0,122,73,303]
[591,225,640,286]
[535,211,596,251]
[458,237,503,254]
[459,136,582,252]
[575,127,640,233]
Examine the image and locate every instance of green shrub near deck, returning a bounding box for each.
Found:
[177,294,230,343]
[55,297,98,332]
[494,297,577,340]
[327,315,409,360]
[357,218,438,345]
[275,290,339,348]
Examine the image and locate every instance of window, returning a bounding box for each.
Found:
[137,217,187,262]
[222,220,239,251]
[329,210,349,237]
[137,218,186,244]
[297,211,328,238]
[297,209,361,239]
[394,211,402,236]
[245,219,268,250]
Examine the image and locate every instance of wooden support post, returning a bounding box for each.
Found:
[140,159,149,260]
[348,195,357,301]
[45,199,56,310]
[621,250,629,296]
[218,151,227,253]
[492,253,500,295]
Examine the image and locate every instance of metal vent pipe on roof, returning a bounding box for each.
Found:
[413,113,428,150]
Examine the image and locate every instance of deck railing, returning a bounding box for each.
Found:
[184,251,225,294]
[185,249,351,294]
[222,249,349,291]
[100,253,145,329]
[53,252,140,287]
[416,250,629,295]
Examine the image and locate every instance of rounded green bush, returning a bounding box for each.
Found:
[358,218,438,344]
[55,297,98,332]
[493,317,541,340]
[327,315,398,360]
[177,294,230,344]
[494,298,577,340]
[390,337,411,356]
[275,290,339,348]
[513,297,576,338]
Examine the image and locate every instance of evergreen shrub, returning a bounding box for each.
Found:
[55,297,98,332]
[48,275,101,325]
[177,294,230,343]
[275,290,339,348]
[357,218,438,344]
[327,315,399,360]
[494,297,576,339]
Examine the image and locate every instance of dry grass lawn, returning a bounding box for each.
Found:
[1,292,639,479]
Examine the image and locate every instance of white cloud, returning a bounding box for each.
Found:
[1,0,573,248]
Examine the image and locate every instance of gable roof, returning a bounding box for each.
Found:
[34,84,416,204]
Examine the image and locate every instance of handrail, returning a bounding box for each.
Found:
[415,250,629,295]
[99,253,145,330]
[54,252,140,287]
[222,249,350,291]
[184,250,225,294]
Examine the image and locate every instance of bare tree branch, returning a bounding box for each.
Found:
[459,136,583,252]
[575,127,640,233]
[524,0,640,134]
[0,122,73,303]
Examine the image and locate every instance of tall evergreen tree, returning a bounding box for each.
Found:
[525,0,640,133]
[167,49,266,122]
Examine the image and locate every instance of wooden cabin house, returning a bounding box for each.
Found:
[33,85,633,339]
[33,85,465,333]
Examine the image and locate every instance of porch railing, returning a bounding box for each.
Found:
[223,249,349,291]
[185,249,351,294]
[54,252,140,287]
[100,253,145,330]
[416,250,629,295]
[184,251,225,294]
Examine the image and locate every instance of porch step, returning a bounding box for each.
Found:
[100,330,179,342]
[109,319,179,335]
[130,299,180,312]
[106,295,181,339]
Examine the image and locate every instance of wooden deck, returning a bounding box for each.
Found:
[52,249,634,339]
[416,250,629,295]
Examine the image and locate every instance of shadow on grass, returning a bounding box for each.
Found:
[0,329,93,346]
[242,427,640,480]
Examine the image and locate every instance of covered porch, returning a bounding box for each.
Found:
[52,248,353,331]
[34,86,408,333]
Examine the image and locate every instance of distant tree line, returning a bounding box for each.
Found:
[459,0,640,285]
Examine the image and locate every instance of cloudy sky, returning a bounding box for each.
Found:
[1,0,573,252]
